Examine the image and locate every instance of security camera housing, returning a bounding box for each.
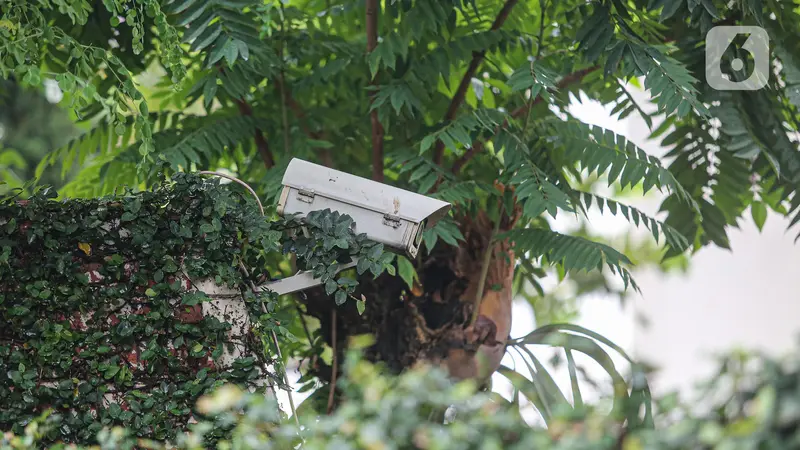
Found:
[277,158,451,259]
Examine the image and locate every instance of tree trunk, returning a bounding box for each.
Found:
[302,204,521,389]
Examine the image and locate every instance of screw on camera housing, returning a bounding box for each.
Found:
[706,26,770,91]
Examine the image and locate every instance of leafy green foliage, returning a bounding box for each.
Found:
[285,209,394,306]
[546,120,696,209]
[0,175,278,444]
[2,0,749,295]
[576,191,690,253]
[499,228,638,291]
[505,323,653,429]
[0,175,392,445]
[5,343,800,449]
[5,0,800,441]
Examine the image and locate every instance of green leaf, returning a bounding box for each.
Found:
[223,39,239,66]
[659,0,684,20]
[104,366,120,380]
[497,366,551,423]
[236,40,249,61]
[367,243,384,260]
[356,299,366,315]
[208,37,230,65]
[325,280,338,295]
[565,349,583,409]
[334,290,347,305]
[396,255,417,289]
[752,202,767,231]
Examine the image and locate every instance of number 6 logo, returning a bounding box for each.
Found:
[706,26,770,91]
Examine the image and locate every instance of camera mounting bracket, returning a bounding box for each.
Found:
[256,258,359,296]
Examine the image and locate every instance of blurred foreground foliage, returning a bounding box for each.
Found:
[3,338,800,450]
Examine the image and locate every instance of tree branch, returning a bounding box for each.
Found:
[235,99,275,169]
[432,0,520,166]
[366,0,384,181]
[450,65,599,174]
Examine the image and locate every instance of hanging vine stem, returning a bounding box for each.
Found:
[237,261,301,430]
[196,171,265,215]
[196,171,300,428]
[326,309,338,414]
[470,203,504,325]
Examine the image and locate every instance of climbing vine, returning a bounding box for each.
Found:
[0,174,391,445]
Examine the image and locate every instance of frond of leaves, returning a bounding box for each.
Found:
[150,115,257,172]
[422,216,465,252]
[576,191,690,252]
[609,80,654,129]
[604,40,709,118]
[498,228,638,291]
[57,152,137,198]
[502,323,653,429]
[575,3,616,62]
[509,163,575,219]
[35,121,114,182]
[394,0,452,41]
[650,0,719,32]
[295,52,357,90]
[420,109,504,155]
[368,31,411,77]
[657,111,754,255]
[261,159,291,206]
[507,60,559,95]
[164,0,268,67]
[369,81,424,119]
[544,119,697,211]
[407,30,518,84]
[432,181,487,204]
[391,153,451,194]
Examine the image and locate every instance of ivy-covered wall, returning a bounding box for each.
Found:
[0,175,285,445]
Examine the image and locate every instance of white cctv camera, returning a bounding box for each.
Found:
[277,158,451,259]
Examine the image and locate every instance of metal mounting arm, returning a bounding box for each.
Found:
[256,258,359,296]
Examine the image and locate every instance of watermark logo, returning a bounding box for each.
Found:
[706,26,770,91]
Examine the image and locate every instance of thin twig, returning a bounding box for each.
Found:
[197,172,300,428]
[296,304,314,345]
[535,0,547,61]
[196,171,264,215]
[239,260,300,429]
[326,309,338,414]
